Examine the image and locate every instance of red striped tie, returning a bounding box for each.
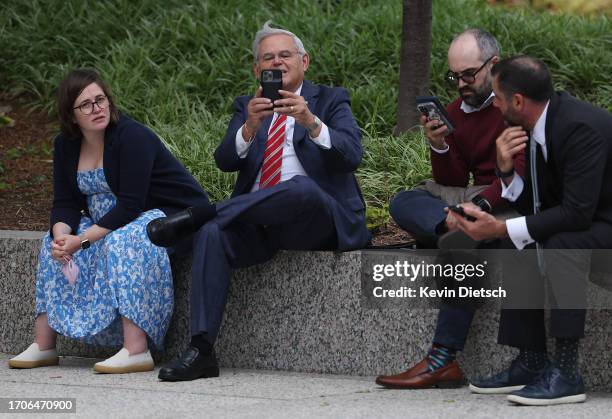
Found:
[259,114,287,189]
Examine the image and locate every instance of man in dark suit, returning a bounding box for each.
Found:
[147,21,370,381]
[452,55,612,405]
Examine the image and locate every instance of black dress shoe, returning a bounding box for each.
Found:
[147,208,197,248]
[158,346,219,382]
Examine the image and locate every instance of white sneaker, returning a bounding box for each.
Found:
[94,348,154,374]
[9,343,59,369]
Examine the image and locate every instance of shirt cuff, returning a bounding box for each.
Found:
[309,123,331,149]
[430,143,449,154]
[235,126,253,159]
[500,174,524,202]
[506,216,535,249]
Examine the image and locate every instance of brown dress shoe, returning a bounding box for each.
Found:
[375,358,465,389]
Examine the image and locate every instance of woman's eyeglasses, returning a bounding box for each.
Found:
[73,96,108,115]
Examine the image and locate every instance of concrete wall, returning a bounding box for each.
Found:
[1,230,610,391]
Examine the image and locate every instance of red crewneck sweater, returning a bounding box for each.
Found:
[430,97,525,210]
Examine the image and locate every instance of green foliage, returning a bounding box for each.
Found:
[4,146,37,160]
[366,205,390,230]
[1,0,610,223]
[0,115,15,127]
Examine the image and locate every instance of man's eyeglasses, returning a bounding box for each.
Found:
[445,56,494,86]
[73,95,108,115]
[260,50,301,63]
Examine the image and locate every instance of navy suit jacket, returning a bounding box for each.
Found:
[213,80,370,251]
[513,91,612,244]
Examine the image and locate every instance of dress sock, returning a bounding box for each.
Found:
[517,348,548,371]
[426,343,457,372]
[554,338,579,379]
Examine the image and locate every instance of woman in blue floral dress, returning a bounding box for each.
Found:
[9,69,209,374]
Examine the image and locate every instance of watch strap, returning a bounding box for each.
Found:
[494,165,515,178]
[307,115,322,134]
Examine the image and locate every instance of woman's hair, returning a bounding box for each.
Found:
[57,68,120,138]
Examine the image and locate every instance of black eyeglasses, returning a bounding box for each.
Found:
[445,56,494,86]
[73,95,108,115]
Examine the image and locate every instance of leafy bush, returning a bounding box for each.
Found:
[1,0,609,225]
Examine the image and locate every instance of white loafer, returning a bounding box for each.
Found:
[94,348,154,374]
[9,343,59,369]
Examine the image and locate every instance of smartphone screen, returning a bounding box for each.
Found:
[416,96,455,135]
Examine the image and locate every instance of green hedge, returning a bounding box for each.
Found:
[1,0,610,224]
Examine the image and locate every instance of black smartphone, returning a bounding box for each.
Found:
[416,95,455,135]
[448,205,476,222]
[260,69,282,105]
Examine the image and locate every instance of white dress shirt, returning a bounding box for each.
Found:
[430,92,496,154]
[501,101,550,249]
[234,84,331,192]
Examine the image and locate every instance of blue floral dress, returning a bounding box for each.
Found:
[35,168,173,349]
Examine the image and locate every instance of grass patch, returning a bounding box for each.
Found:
[1,0,610,225]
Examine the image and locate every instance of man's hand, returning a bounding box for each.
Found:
[420,115,449,150]
[50,234,81,261]
[444,202,481,231]
[451,205,507,241]
[244,87,274,141]
[275,90,319,135]
[496,126,528,180]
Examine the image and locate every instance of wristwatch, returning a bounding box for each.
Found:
[79,233,90,250]
[307,115,322,135]
[494,165,515,178]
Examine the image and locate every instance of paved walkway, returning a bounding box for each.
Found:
[1,354,610,418]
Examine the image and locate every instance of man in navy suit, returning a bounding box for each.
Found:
[148,21,370,381]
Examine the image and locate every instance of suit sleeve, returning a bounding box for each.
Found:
[316,88,363,173]
[49,135,82,236]
[525,125,607,242]
[96,124,157,230]
[214,97,249,172]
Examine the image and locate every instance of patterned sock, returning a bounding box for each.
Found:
[190,333,213,355]
[190,203,217,228]
[517,348,548,370]
[426,343,457,372]
[554,338,580,379]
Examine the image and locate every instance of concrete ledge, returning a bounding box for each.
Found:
[1,230,610,391]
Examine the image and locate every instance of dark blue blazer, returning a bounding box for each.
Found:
[51,115,209,236]
[213,80,370,251]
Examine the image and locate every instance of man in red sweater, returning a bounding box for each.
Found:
[376,29,524,389]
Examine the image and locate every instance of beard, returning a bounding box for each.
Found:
[460,74,494,107]
[460,85,491,107]
[502,109,523,127]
